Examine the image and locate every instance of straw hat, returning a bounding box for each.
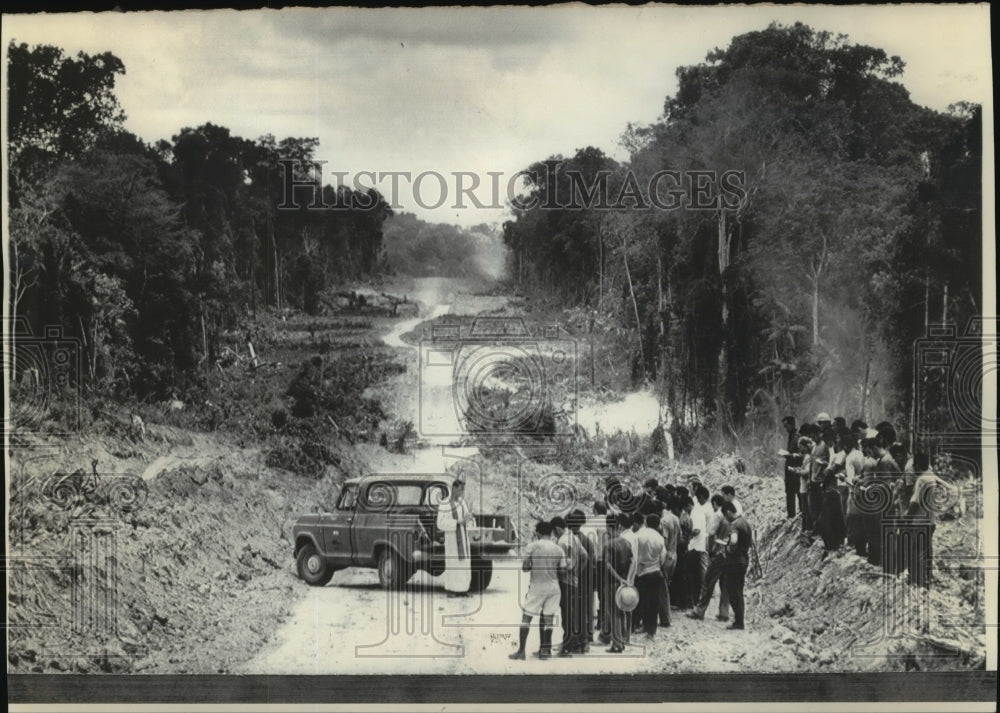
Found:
[615,583,640,612]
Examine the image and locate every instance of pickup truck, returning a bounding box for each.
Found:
[292,474,516,591]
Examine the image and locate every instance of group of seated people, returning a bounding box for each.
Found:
[780,412,947,588]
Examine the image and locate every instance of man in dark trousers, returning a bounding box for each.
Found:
[687,494,732,622]
[722,501,752,631]
[658,496,681,626]
[809,418,832,534]
[860,434,901,570]
[602,513,635,653]
[567,509,596,649]
[633,513,667,640]
[780,416,803,518]
[552,515,589,655]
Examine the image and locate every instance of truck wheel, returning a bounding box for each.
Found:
[469,557,493,592]
[377,548,411,590]
[296,543,334,586]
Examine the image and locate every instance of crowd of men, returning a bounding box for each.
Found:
[506,411,950,661]
[509,479,753,660]
[779,412,947,589]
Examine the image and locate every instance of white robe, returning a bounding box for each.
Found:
[437,496,474,592]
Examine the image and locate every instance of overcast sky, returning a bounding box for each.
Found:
[3,5,992,226]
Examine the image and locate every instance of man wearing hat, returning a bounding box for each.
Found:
[436,478,475,597]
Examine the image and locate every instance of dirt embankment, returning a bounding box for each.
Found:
[7,426,349,674]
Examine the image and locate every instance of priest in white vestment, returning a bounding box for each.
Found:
[437,478,475,596]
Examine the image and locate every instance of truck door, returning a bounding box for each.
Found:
[350,482,425,567]
[323,483,358,566]
[350,481,394,567]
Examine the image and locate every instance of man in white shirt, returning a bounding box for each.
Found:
[621,512,642,557]
[686,485,711,610]
[688,494,732,621]
[634,513,667,640]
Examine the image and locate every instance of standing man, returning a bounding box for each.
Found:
[815,471,846,553]
[674,496,694,609]
[634,513,668,641]
[686,485,711,610]
[809,420,831,533]
[510,521,566,660]
[658,496,681,626]
[860,435,901,569]
[623,512,644,632]
[781,416,803,518]
[722,501,752,631]
[906,452,945,589]
[602,513,635,653]
[790,435,814,532]
[688,494,732,622]
[568,509,596,649]
[585,502,611,645]
[437,478,475,597]
[552,516,588,655]
[842,432,867,555]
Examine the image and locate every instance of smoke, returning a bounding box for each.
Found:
[466,223,508,281]
[381,213,508,283]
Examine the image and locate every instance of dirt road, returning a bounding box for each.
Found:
[243,551,799,674]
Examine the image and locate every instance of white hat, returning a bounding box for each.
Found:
[615,584,639,612]
[816,412,831,423]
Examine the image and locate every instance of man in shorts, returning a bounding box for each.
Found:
[510,520,566,660]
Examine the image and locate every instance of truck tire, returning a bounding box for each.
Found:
[296,542,334,586]
[377,548,411,590]
[469,557,493,592]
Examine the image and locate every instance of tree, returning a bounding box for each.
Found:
[7,41,126,175]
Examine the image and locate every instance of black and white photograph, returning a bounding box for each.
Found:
[3,3,996,708]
